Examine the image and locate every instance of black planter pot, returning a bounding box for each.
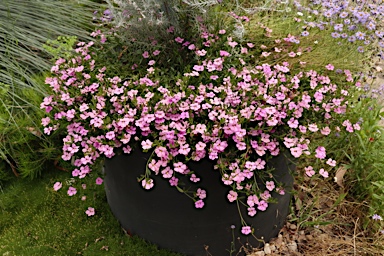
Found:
[104,149,294,256]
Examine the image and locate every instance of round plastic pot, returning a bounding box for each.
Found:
[104,149,294,256]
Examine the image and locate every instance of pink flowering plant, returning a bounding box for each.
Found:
[41,14,364,235]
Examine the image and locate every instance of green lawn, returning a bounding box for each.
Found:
[0,171,181,256]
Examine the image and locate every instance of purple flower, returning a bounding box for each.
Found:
[331,32,340,38]
[334,24,343,31]
[323,10,333,18]
[339,11,348,18]
[348,35,356,42]
[357,46,364,53]
[355,31,365,40]
[366,22,376,30]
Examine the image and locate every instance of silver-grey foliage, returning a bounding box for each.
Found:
[105,0,220,32]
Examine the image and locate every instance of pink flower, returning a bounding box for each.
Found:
[247,207,257,216]
[266,181,275,191]
[255,158,266,170]
[169,177,179,186]
[283,137,297,148]
[325,64,334,70]
[95,177,104,185]
[287,118,299,128]
[196,188,206,199]
[142,51,150,58]
[241,226,252,235]
[141,139,153,150]
[85,207,95,216]
[53,182,62,191]
[315,146,326,159]
[219,50,230,57]
[166,26,174,33]
[155,146,169,159]
[257,200,268,211]
[260,190,271,201]
[305,166,315,177]
[174,162,187,173]
[161,167,173,179]
[67,186,77,196]
[290,146,303,158]
[247,195,259,207]
[321,126,331,135]
[227,190,238,202]
[276,187,285,195]
[228,41,238,48]
[319,168,329,178]
[308,124,319,132]
[190,174,200,183]
[219,29,226,34]
[261,52,271,57]
[142,179,154,190]
[41,117,51,126]
[196,49,207,56]
[175,37,184,43]
[326,158,336,167]
[299,125,307,133]
[195,200,204,208]
[153,50,161,56]
[193,65,204,72]
[105,131,115,140]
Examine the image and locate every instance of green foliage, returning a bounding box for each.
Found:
[341,98,384,231]
[43,36,78,60]
[0,79,61,180]
[0,171,181,256]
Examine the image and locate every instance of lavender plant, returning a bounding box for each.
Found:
[292,0,384,59]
